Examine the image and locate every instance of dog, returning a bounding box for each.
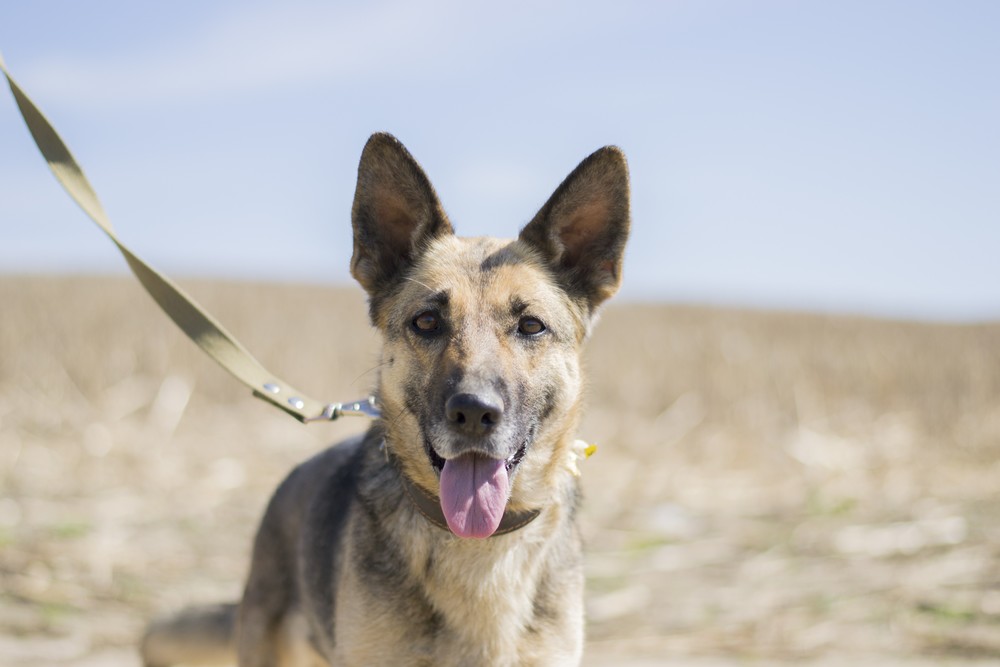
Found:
[141,133,630,667]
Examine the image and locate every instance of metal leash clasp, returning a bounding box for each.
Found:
[304,396,381,423]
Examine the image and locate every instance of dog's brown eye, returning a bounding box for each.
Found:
[412,311,440,333]
[518,316,546,336]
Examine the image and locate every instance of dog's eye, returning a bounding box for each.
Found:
[517,316,546,336]
[412,311,441,334]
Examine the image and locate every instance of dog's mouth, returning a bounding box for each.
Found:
[424,438,529,539]
[425,440,527,476]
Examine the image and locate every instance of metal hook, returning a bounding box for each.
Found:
[304,396,382,423]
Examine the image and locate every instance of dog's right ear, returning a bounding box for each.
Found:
[350,133,454,296]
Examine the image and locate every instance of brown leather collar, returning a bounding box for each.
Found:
[384,442,541,537]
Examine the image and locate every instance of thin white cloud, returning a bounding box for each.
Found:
[17,0,470,108]
[15,0,676,110]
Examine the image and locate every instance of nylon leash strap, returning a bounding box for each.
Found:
[1,51,374,424]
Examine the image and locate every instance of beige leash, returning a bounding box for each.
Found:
[1,50,377,424]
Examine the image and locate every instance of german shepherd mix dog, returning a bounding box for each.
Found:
[141,133,630,667]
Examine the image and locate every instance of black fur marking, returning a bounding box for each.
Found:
[403,379,424,417]
[425,290,450,307]
[479,245,523,273]
[509,297,529,317]
[538,384,559,423]
[271,437,365,649]
[527,571,559,635]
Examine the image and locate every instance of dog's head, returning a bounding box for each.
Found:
[350,133,629,538]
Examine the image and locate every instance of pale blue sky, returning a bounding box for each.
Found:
[2,1,998,321]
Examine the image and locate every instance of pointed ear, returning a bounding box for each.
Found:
[518,146,630,312]
[351,133,453,296]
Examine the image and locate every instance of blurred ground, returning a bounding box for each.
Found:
[1,276,999,666]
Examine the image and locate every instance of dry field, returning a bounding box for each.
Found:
[1,275,999,666]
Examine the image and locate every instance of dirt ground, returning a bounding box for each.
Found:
[2,276,999,666]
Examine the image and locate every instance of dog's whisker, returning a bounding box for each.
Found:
[386,407,408,432]
[403,276,435,294]
[352,361,391,385]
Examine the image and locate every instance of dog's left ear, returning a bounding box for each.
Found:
[351,133,454,297]
[519,146,630,312]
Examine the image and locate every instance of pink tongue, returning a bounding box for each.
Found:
[439,453,509,539]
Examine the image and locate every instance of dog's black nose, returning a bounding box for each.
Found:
[446,393,504,437]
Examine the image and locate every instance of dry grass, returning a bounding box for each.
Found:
[1,275,999,665]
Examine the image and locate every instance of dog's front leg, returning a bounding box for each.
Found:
[236,596,284,667]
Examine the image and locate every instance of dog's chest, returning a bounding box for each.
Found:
[331,520,580,666]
